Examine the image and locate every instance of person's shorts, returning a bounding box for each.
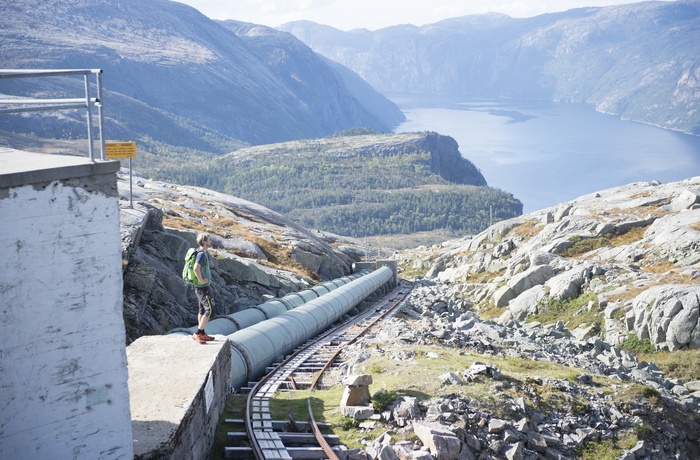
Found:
[194,285,215,318]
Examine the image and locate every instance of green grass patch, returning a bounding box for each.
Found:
[398,265,431,279]
[609,306,627,320]
[269,386,382,449]
[574,430,638,460]
[463,269,505,285]
[619,335,657,355]
[504,219,541,242]
[477,306,506,321]
[619,384,662,407]
[528,291,602,331]
[212,394,247,460]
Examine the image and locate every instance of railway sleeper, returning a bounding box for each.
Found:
[225,419,332,431]
[304,355,336,362]
[295,366,325,372]
[225,445,347,460]
[295,362,334,369]
[240,382,262,393]
[278,381,332,390]
[227,432,341,445]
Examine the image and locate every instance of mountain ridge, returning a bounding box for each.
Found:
[0,0,404,151]
[279,1,700,135]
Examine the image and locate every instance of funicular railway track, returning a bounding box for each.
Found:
[225,280,413,460]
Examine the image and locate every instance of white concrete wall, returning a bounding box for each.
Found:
[0,168,133,458]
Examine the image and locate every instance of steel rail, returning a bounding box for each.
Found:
[306,281,413,460]
[242,280,413,459]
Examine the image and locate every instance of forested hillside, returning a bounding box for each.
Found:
[152,131,523,240]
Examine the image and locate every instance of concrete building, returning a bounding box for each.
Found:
[0,149,133,459]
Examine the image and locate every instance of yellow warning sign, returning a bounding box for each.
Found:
[105,142,137,159]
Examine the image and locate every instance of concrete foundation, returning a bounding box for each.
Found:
[127,335,231,460]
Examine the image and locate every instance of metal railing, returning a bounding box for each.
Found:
[0,69,106,161]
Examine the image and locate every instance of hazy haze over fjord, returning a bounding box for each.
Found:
[175,0,677,30]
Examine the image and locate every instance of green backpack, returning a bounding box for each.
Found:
[182,248,200,284]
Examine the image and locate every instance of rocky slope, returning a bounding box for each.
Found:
[336,280,699,460]
[321,177,700,460]
[118,168,368,343]
[402,176,700,352]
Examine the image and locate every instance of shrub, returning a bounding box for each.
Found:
[337,417,360,430]
[620,335,657,355]
[634,422,656,440]
[371,389,398,413]
[639,386,661,400]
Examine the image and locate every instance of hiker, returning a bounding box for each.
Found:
[191,233,215,344]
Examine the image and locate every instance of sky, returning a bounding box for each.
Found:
[174,0,672,31]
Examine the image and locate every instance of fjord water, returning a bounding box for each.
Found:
[392,96,700,213]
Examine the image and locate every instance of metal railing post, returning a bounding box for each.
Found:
[83,73,95,162]
[96,70,105,161]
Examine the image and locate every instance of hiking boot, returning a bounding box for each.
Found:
[192,333,206,344]
[201,333,215,341]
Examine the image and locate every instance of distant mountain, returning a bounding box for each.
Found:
[218,21,404,135]
[0,0,404,153]
[280,1,700,135]
[154,131,523,241]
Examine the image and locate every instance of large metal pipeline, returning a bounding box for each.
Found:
[167,266,394,389]
[227,266,394,390]
[167,271,370,337]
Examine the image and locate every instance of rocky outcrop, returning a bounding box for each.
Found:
[412,422,462,460]
[406,177,700,351]
[118,169,366,343]
[632,285,700,352]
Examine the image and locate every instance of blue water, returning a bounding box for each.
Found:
[392,95,700,213]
